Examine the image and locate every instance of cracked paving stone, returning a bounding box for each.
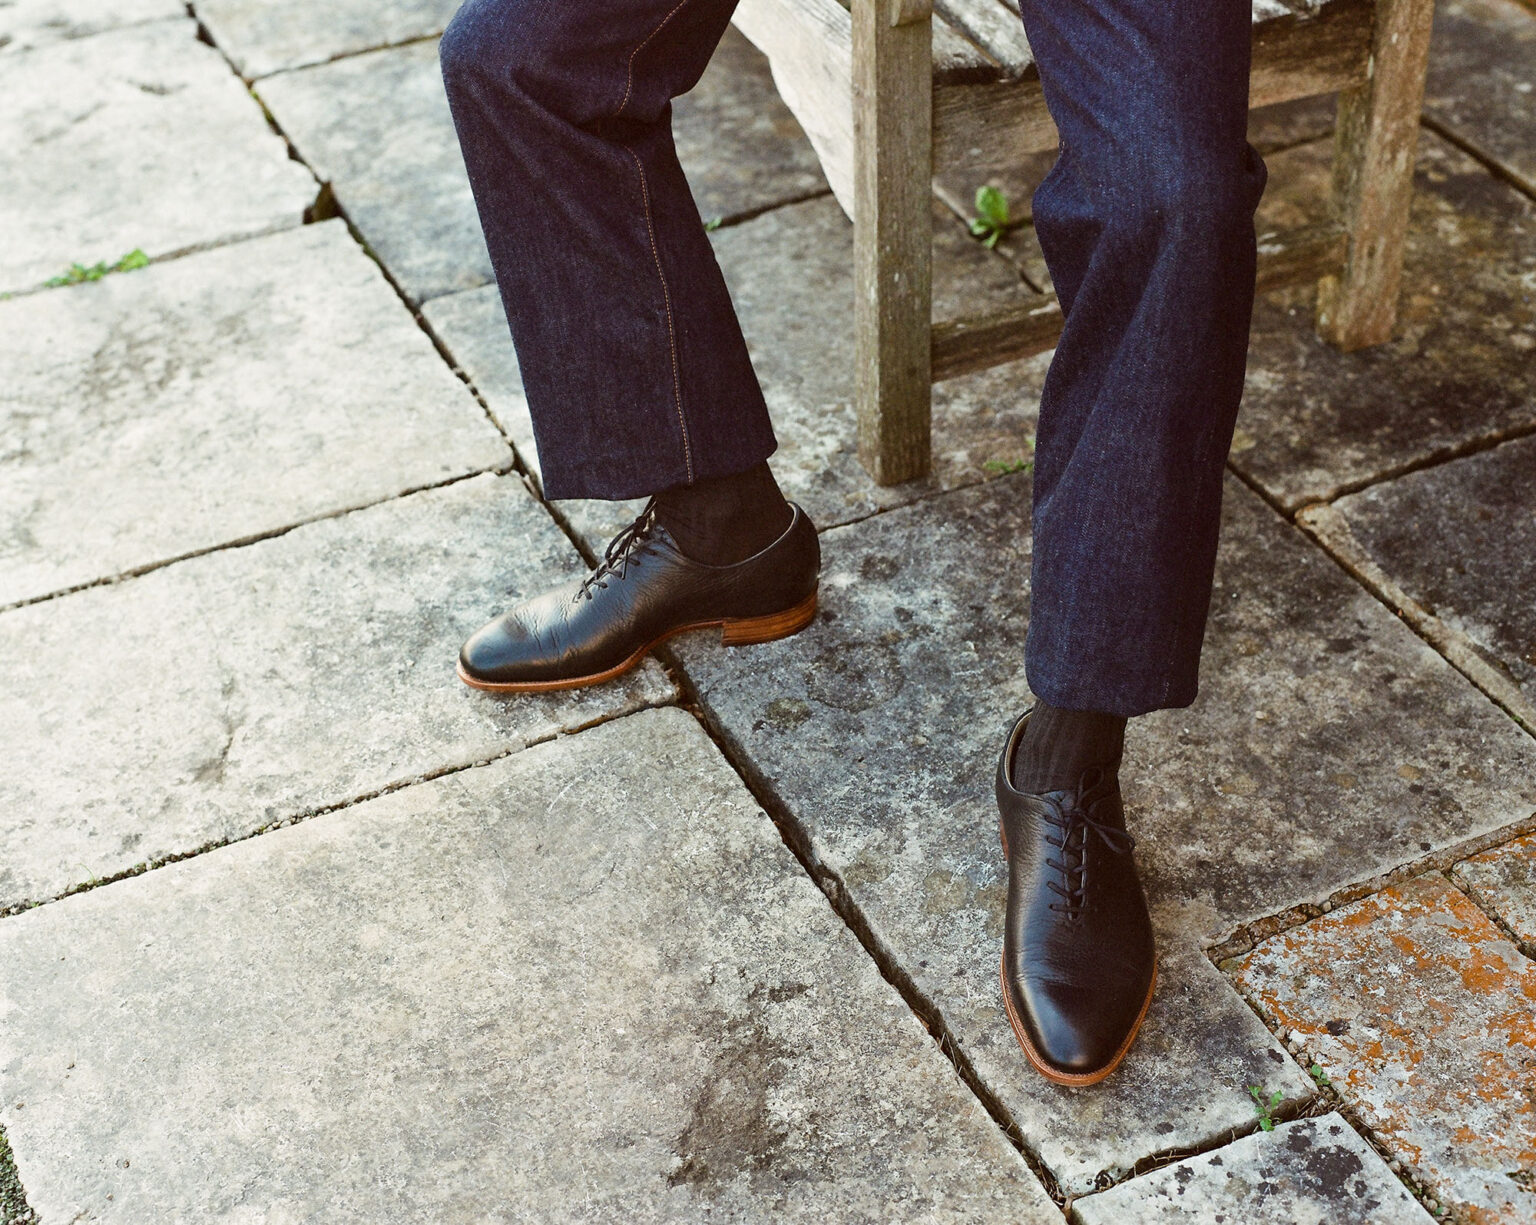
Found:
[0,0,182,54]
[1233,874,1536,1224]
[1072,1114,1434,1225]
[1326,432,1536,715]
[663,469,1536,1191]
[1231,131,1536,510]
[0,221,510,608]
[0,473,673,911]
[1455,832,1536,952]
[254,40,489,306]
[0,708,1057,1223]
[1425,0,1536,194]
[258,29,837,305]
[424,193,1047,553]
[0,20,316,294]
[196,0,461,78]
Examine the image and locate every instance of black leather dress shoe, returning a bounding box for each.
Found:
[458,498,819,692]
[995,709,1157,1085]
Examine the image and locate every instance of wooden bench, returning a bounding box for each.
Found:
[730,0,1437,484]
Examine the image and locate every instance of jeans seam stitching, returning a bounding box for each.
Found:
[614,0,693,119]
[622,144,695,482]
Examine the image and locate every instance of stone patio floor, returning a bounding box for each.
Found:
[2,0,1534,1221]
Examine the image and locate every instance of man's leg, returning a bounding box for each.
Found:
[439,0,777,502]
[997,0,1267,1084]
[1020,0,1268,718]
[440,0,817,693]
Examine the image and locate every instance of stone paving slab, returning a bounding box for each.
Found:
[0,19,316,295]
[255,40,488,305]
[1325,433,1536,715]
[425,193,1046,553]
[672,27,828,224]
[258,30,834,305]
[1233,874,1536,1225]
[0,221,509,608]
[1072,1114,1433,1225]
[0,0,181,53]
[0,474,672,912]
[0,708,1056,1222]
[1425,0,1536,194]
[1232,131,1536,510]
[667,468,1536,1190]
[1455,832,1536,952]
[197,0,460,78]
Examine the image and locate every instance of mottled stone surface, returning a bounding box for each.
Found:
[0,20,315,294]
[670,468,1536,1189]
[1425,0,1536,193]
[256,40,488,304]
[1072,1114,1433,1225]
[673,27,828,223]
[0,221,509,607]
[259,30,836,303]
[0,709,1055,1223]
[1234,875,1536,1225]
[0,0,181,53]
[1233,133,1536,509]
[426,194,1046,553]
[0,474,672,910]
[1328,433,1536,712]
[197,0,460,78]
[1456,832,1536,952]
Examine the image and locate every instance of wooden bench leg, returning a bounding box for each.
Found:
[1316,0,1436,351]
[852,0,933,484]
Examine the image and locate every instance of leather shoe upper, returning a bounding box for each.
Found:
[460,499,819,686]
[996,709,1156,1079]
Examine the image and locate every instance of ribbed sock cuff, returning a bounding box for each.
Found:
[1009,700,1127,793]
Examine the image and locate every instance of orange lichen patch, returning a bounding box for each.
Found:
[1455,833,1536,950]
[1233,873,1536,1225]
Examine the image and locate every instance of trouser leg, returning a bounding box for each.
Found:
[439,0,776,501]
[1014,0,1269,718]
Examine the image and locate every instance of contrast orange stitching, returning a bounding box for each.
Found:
[622,145,694,482]
[614,0,693,119]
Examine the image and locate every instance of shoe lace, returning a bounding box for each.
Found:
[1041,766,1136,919]
[575,497,661,602]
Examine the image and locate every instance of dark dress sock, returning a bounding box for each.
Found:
[654,460,793,566]
[1010,700,1128,793]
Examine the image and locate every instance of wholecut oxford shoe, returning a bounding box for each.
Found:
[995,709,1157,1085]
[457,497,819,692]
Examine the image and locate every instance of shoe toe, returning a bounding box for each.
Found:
[1012,969,1152,1079]
[458,610,541,683]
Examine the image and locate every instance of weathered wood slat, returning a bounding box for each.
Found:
[933,0,1032,78]
[1316,0,1436,348]
[932,15,1000,84]
[853,0,933,483]
[930,222,1346,382]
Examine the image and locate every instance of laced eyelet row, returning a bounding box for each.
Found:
[1040,766,1136,918]
[576,497,662,602]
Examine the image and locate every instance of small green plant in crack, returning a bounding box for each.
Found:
[1248,1084,1284,1132]
[983,436,1035,478]
[1309,1062,1332,1087]
[44,248,149,288]
[702,216,724,232]
[968,184,1011,249]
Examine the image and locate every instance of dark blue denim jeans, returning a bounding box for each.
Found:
[439,0,1267,717]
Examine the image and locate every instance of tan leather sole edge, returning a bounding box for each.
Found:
[996,812,1157,1087]
[456,588,818,694]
